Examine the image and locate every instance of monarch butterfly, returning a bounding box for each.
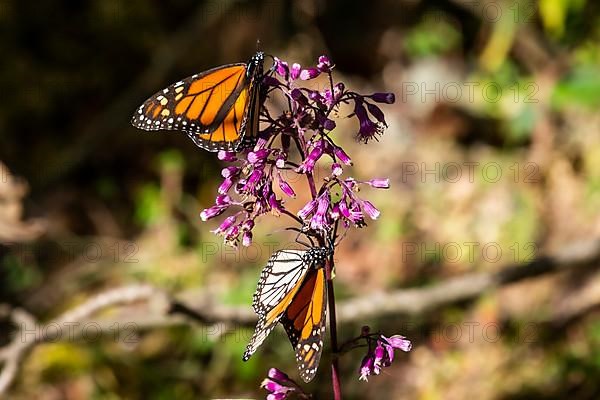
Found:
[131,52,265,152]
[243,247,329,383]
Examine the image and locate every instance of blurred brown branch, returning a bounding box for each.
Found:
[1,239,599,395]
[0,162,45,244]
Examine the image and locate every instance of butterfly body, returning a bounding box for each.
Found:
[132,52,265,152]
[244,247,330,382]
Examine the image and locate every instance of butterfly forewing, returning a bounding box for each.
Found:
[132,52,265,152]
[132,64,246,133]
[251,250,309,316]
[243,250,310,361]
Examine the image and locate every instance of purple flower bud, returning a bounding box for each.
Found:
[267,368,290,382]
[366,102,387,126]
[274,57,289,78]
[355,101,384,143]
[299,67,320,80]
[278,177,296,198]
[373,341,386,374]
[275,153,286,168]
[242,231,253,247]
[224,223,239,241]
[221,166,240,178]
[338,200,351,219]
[290,63,301,80]
[243,169,263,191]
[309,90,324,102]
[298,199,317,220]
[200,205,225,221]
[217,151,237,162]
[333,146,353,166]
[267,394,288,400]
[247,149,270,164]
[215,194,231,206]
[310,193,330,231]
[255,137,268,150]
[362,200,380,220]
[330,203,341,220]
[317,55,332,72]
[370,92,395,104]
[218,177,234,194]
[241,219,254,231]
[359,355,374,382]
[382,334,412,352]
[297,143,324,173]
[322,118,336,131]
[212,215,237,234]
[261,379,287,393]
[332,163,343,176]
[367,178,390,189]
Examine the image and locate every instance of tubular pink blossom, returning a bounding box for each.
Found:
[298,199,317,220]
[334,145,353,165]
[247,149,270,164]
[218,177,233,195]
[200,205,225,221]
[300,67,320,80]
[362,200,380,220]
[278,177,296,198]
[242,231,252,247]
[290,63,301,80]
[212,215,236,234]
[359,355,374,382]
[221,166,240,178]
[370,92,395,104]
[217,150,236,162]
[367,178,390,188]
[383,334,412,352]
[332,163,343,176]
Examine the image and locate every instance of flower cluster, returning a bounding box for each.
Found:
[199,54,396,246]
[359,334,412,382]
[261,368,310,400]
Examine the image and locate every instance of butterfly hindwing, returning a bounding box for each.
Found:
[281,267,327,383]
[243,247,329,383]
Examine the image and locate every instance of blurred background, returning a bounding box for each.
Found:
[2,0,600,398]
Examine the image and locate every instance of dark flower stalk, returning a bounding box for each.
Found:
[199,54,407,399]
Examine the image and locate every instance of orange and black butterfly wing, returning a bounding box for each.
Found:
[243,250,310,361]
[132,52,264,152]
[184,77,252,152]
[132,63,246,133]
[281,267,327,383]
